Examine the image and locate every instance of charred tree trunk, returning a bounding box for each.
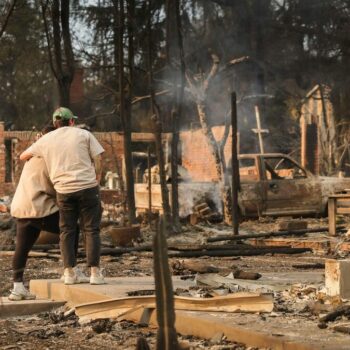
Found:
[196,101,230,223]
[166,0,179,230]
[196,102,223,181]
[186,55,231,223]
[41,0,75,107]
[220,120,232,224]
[152,109,172,229]
[148,0,172,230]
[111,0,136,223]
[166,0,185,232]
[122,0,136,224]
[60,0,75,106]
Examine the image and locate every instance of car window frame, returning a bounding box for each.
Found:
[261,156,309,181]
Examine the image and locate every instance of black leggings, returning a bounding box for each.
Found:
[12,212,80,282]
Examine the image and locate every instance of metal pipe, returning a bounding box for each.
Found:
[231,92,240,235]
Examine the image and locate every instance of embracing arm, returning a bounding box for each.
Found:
[20,150,33,161]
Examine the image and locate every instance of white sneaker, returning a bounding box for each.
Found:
[90,268,106,285]
[63,267,90,284]
[64,268,77,285]
[9,287,36,301]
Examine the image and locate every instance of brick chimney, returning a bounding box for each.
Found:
[70,61,84,105]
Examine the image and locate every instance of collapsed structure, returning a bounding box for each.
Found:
[0,122,232,217]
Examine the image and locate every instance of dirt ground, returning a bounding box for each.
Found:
[0,218,348,349]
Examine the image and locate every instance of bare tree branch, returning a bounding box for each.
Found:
[0,0,17,39]
[84,107,117,121]
[185,71,198,98]
[101,83,119,96]
[203,53,220,91]
[132,89,170,105]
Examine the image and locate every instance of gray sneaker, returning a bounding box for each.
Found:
[74,267,90,283]
[63,267,90,284]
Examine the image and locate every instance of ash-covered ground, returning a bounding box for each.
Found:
[1,218,349,349]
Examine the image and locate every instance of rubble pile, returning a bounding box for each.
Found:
[190,201,223,225]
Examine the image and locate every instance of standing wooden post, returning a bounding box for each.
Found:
[153,217,179,349]
[170,109,180,230]
[328,197,337,237]
[253,105,269,154]
[231,92,240,236]
[148,145,152,223]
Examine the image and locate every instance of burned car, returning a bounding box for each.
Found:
[135,153,350,219]
[238,153,350,217]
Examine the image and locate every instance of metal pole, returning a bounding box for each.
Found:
[231,92,240,236]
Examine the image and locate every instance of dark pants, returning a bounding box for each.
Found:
[13,212,60,282]
[57,186,101,268]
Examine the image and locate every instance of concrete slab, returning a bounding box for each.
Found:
[30,272,324,307]
[261,271,324,286]
[30,276,194,306]
[197,271,324,294]
[0,297,65,318]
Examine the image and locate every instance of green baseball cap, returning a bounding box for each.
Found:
[52,107,78,122]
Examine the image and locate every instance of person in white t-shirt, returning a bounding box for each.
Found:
[9,126,88,301]
[20,107,106,285]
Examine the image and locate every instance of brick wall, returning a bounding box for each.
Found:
[0,130,124,196]
[181,126,232,182]
[94,132,124,179]
[0,126,230,196]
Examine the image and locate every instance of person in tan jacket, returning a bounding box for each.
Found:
[9,126,60,300]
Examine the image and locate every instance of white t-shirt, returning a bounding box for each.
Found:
[11,157,58,218]
[25,127,105,194]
